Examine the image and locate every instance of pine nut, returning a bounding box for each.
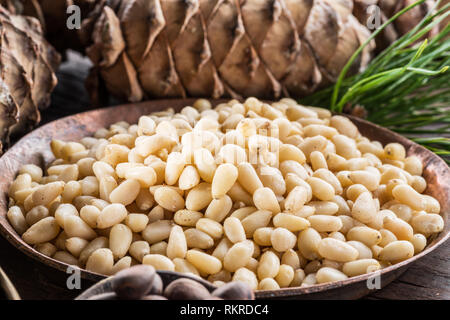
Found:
[224,241,254,272]
[316,267,348,284]
[253,187,280,214]
[97,203,127,229]
[223,217,246,243]
[109,179,140,205]
[109,224,132,259]
[379,240,414,262]
[167,225,188,259]
[142,254,175,271]
[317,238,359,262]
[154,186,185,212]
[186,250,222,275]
[212,163,238,198]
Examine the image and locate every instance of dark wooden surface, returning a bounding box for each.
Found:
[0,52,448,300]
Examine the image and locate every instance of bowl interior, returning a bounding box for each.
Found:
[0,99,448,299]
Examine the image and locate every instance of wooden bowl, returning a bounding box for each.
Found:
[0,267,20,300]
[0,99,448,300]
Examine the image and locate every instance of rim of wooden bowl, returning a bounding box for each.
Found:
[0,99,448,299]
[0,267,21,300]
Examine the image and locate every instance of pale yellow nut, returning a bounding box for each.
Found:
[257,251,280,280]
[204,195,232,222]
[154,186,185,212]
[186,250,222,275]
[109,179,140,205]
[342,259,380,277]
[178,165,200,190]
[31,181,65,206]
[112,256,132,274]
[316,267,348,284]
[233,267,258,290]
[65,237,89,258]
[97,203,127,229]
[53,251,79,266]
[351,192,377,224]
[78,237,109,266]
[347,226,382,246]
[79,205,101,229]
[129,241,150,262]
[124,213,149,233]
[241,210,272,238]
[143,254,175,271]
[19,164,43,182]
[284,186,307,213]
[7,206,28,235]
[211,163,238,198]
[271,228,296,252]
[22,217,60,245]
[253,187,280,214]
[167,225,188,260]
[174,210,203,227]
[347,241,373,259]
[142,220,173,244]
[383,143,406,161]
[411,234,427,254]
[308,215,343,233]
[193,148,216,183]
[253,227,274,247]
[109,224,132,259]
[259,278,280,290]
[185,183,212,211]
[307,177,335,201]
[25,205,49,226]
[196,218,223,239]
[135,134,177,158]
[173,258,200,276]
[223,241,254,272]
[379,240,414,262]
[392,184,426,211]
[223,217,246,243]
[273,213,310,232]
[237,162,264,195]
[410,213,444,235]
[383,216,414,241]
[329,115,359,139]
[85,248,114,275]
[64,215,97,240]
[35,242,57,257]
[124,166,157,188]
[298,228,322,260]
[317,238,359,262]
[184,228,214,249]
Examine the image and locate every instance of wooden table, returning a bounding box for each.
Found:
[1,52,448,300]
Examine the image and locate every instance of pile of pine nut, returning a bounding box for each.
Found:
[7,98,444,290]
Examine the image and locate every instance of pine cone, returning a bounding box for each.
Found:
[0,0,97,53]
[80,0,374,103]
[0,5,60,152]
[353,0,437,51]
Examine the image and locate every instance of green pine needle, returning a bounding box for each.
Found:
[301,0,450,164]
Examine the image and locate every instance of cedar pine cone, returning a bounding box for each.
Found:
[1,0,438,105]
[0,4,60,152]
[353,0,438,51]
[81,0,374,103]
[0,0,97,53]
